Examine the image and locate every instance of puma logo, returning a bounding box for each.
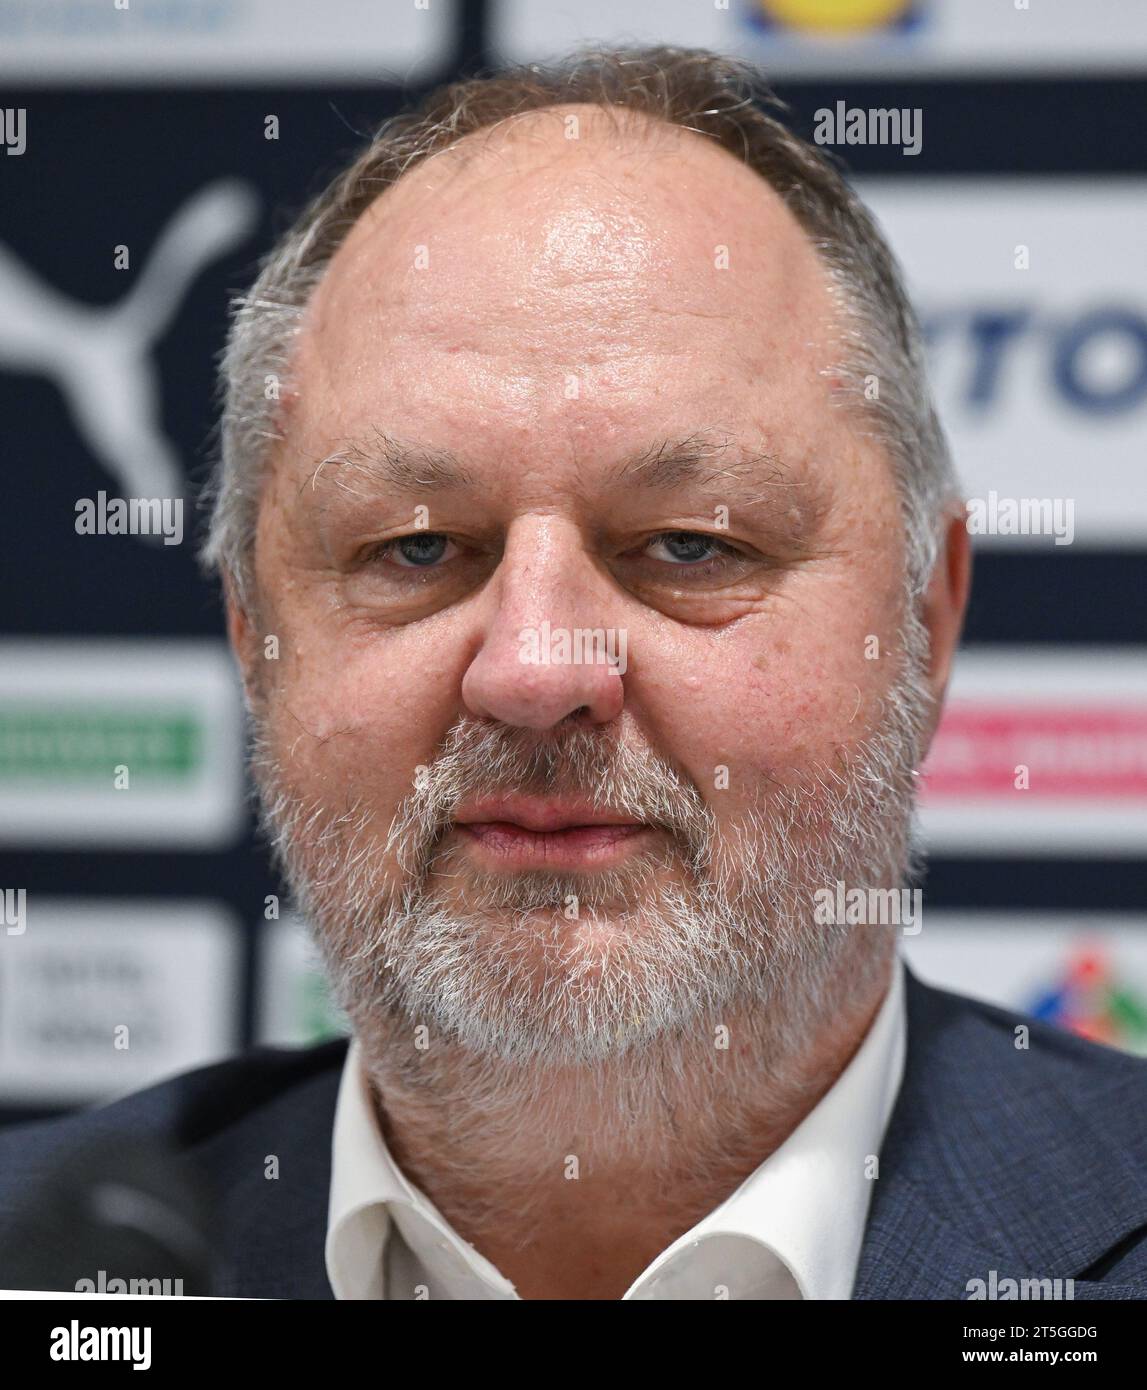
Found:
[0,178,259,503]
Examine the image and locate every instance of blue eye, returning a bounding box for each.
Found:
[646,531,735,564]
[383,533,452,567]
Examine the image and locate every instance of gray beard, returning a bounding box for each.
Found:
[249,613,933,1093]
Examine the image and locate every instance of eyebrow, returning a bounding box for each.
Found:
[601,432,795,504]
[304,427,816,514]
[305,430,474,499]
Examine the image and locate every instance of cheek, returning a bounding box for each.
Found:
[260,618,454,810]
[640,653,844,793]
[635,583,901,797]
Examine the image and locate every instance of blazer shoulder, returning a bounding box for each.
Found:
[855,971,1147,1297]
[906,968,1147,1102]
[0,1036,350,1184]
[896,969,1147,1277]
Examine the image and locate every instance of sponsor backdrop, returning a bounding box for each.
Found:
[1,0,1144,1118]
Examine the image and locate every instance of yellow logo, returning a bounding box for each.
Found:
[758,0,913,34]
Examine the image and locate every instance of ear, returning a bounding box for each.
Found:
[917,507,972,749]
[223,575,262,711]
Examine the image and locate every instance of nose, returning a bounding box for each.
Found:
[461,517,626,730]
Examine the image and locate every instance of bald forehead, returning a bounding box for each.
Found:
[303,101,836,360]
[363,101,743,217]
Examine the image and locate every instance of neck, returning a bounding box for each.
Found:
[353,945,894,1299]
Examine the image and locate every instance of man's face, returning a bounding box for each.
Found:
[237,108,946,1065]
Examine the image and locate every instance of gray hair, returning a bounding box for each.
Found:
[201,44,959,611]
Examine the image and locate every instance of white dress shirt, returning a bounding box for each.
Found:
[326,957,906,1300]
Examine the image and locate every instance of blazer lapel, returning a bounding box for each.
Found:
[853,1168,1002,1299]
[198,1041,348,1299]
[855,967,1147,1299]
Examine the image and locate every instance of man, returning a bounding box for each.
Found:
[2,46,1145,1301]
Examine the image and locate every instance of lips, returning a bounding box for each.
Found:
[454,797,644,834]
[452,798,651,869]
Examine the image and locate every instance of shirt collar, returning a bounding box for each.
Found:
[325,1032,516,1300]
[630,954,906,1299]
[327,957,906,1299]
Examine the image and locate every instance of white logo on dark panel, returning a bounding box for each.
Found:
[0,178,259,501]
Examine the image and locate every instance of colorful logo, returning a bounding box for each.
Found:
[0,707,200,781]
[1027,948,1147,1055]
[922,704,1147,801]
[750,0,921,36]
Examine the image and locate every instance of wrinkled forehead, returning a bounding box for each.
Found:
[299,102,840,377]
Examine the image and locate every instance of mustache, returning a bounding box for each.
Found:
[382,717,716,883]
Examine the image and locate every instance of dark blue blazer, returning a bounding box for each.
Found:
[2,967,1146,1299]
